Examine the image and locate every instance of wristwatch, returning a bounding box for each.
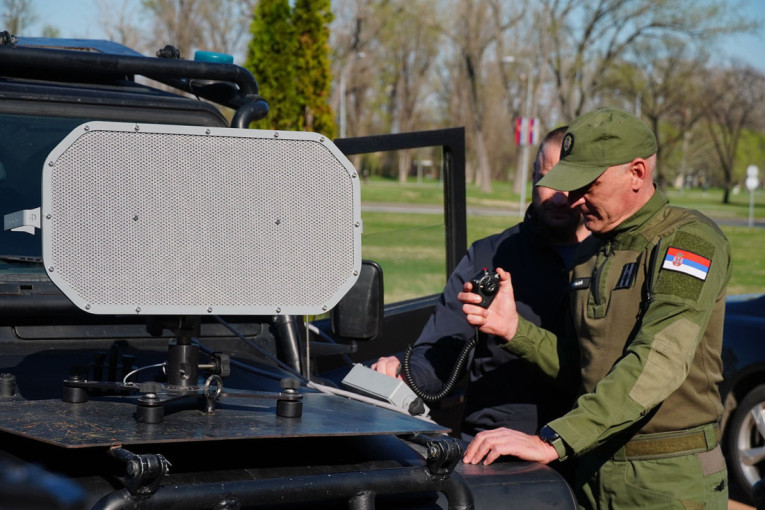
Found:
[539,425,568,461]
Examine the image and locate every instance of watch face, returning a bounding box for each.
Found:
[540,425,559,443]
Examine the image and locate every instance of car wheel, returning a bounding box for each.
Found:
[726,384,765,503]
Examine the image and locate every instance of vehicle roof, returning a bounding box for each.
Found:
[15,37,146,56]
[0,36,268,128]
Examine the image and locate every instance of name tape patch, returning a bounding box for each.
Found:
[661,247,710,281]
[570,277,591,290]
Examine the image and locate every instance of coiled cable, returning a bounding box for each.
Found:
[401,328,478,404]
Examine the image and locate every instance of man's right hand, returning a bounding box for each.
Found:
[458,267,519,342]
[370,356,403,380]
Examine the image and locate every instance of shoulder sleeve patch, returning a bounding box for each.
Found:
[655,231,715,301]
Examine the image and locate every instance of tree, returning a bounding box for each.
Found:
[329,0,382,141]
[2,0,36,35]
[141,0,206,59]
[701,65,765,203]
[41,25,60,38]
[375,1,441,182]
[542,0,756,122]
[245,0,300,130]
[98,0,145,53]
[293,0,336,137]
[737,130,765,185]
[599,38,708,191]
[437,0,524,192]
[199,0,258,59]
[245,0,335,134]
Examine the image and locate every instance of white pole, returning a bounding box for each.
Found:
[749,188,755,228]
[747,165,759,228]
[501,56,534,217]
[518,60,532,218]
[339,67,347,138]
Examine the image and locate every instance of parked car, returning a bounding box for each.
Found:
[721,293,765,504]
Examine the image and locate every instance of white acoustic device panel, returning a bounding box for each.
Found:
[41,122,361,315]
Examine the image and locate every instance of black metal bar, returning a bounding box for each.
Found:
[92,466,474,510]
[0,45,268,122]
[334,128,467,278]
[348,491,375,510]
[275,315,304,374]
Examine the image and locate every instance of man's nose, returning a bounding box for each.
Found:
[551,190,569,205]
[567,192,585,208]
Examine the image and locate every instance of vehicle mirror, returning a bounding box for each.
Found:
[331,260,383,342]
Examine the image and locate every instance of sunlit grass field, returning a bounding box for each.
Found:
[359,178,765,303]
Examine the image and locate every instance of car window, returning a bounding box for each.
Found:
[0,113,90,258]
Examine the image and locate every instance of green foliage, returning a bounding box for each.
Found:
[736,129,765,182]
[244,0,335,136]
[245,0,299,130]
[293,0,335,138]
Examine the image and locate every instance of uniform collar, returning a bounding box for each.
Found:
[597,187,668,241]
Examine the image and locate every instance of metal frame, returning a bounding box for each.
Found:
[334,128,467,278]
[92,466,474,510]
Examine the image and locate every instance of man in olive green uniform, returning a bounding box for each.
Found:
[459,107,731,509]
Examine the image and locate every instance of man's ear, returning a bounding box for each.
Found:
[629,158,649,191]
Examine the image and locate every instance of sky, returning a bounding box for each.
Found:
[17,0,765,73]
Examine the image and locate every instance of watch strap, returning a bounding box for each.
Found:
[540,425,568,462]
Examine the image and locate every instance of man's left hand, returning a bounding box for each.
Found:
[462,427,559,466]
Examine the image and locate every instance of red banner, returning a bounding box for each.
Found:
[514,117,538,146]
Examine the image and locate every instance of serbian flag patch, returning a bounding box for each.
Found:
[661,247,711,281]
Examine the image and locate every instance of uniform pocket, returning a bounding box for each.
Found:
[619,451,727,509]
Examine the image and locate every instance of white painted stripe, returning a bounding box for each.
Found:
[662,259,708,280]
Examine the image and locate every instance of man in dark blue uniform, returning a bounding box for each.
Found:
[372,127,594,438]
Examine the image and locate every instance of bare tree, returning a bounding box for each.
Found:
[701,65,765,203]
[97,0,146,53]
[437,0,525,192]
[199,0,258,58]
[599,38,709,191]
[2,0,37,35]
[330,0,388,140]
[141,0,206,58]
[379,1,441,182]
[542,0,756,122]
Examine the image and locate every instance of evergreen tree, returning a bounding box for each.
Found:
[245,0,336,136]
[245,0,299,131]
[292,0,335,137]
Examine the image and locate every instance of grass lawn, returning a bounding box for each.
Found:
[359,178,765,302]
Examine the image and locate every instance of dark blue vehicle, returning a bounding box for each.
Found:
[721,293,765,504]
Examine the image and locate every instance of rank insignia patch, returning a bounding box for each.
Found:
[615,262,638,289]
[661,247,710,281]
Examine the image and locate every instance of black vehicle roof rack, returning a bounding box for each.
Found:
[0,36,269,128]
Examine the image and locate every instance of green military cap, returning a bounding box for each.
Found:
[537,107,657,191]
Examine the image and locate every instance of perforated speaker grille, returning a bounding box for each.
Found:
[42,122,361,315]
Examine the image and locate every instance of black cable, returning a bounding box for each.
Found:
[401,328,478,404]
[212,316,309,384]
[401,268,497,404]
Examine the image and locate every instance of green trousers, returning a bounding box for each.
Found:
[573,429,728,509]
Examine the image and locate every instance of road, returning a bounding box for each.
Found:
[361,202,765,227]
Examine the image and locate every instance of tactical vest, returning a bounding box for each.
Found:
[568,191,730,436]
